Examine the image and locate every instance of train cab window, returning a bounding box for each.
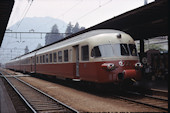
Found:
[43,55,45,63]
[58,51,62,62]
[91,46,101,57]
[81,45,89,61]
[120,44,129,56]
[129,44,138,56]
[64,50,68,62]
[91,44,121,58]
[120,44,138,56]
[53,52,57,62]
[46,54,48,63]
[49,53,52,63]
[40,56,42,63]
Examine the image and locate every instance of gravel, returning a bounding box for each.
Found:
[19,76,164,112]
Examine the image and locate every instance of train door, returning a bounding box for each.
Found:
[73,45,79,78]
[31,55,36,73]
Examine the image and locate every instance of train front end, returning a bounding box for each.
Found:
[90,31,142,84]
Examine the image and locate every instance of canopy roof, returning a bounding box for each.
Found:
[0,0,14,46]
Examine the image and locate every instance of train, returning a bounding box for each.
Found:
[5,29,142,85]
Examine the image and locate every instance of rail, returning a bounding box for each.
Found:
[0,71,79,113]
[113,89,168,111]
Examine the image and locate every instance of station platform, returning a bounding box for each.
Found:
[0,78,16,113]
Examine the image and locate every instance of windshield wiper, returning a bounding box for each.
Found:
[122,44,128,54]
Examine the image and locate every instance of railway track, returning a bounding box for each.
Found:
[150,88,168,98]
[1,69,168,112]
[0,71,79,113]
[112,89,168,112]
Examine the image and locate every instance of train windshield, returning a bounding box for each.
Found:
[91,44,138,58]
[91,44,120,57]
[120,44,138,56]
[129,44,138,56]
[120,44,129,56]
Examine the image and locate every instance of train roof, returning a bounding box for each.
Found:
[8,29,133,61]
[36,29,130,54]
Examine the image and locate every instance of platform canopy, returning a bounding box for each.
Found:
[0,0,14,47]
[69,0,168,41]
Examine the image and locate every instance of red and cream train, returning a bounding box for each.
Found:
[6,29,142,84]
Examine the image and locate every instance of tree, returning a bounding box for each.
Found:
[65,22,73,37]
[79,26,85,31]
[65,22,85,37]
[45,33,50,45]
[45,24,63,45]
[24,46,29,54]
[36,43,42,49]
[72,22,80,34]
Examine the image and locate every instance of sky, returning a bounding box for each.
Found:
[7,0,155,29]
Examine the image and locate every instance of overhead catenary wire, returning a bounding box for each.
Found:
[12,0,111,33]
[14,1,31,29]
[72,0,113,23]
[4,32,67,39]
[57,0,83,18]
[15,0,34,31]
[41,0,83,30]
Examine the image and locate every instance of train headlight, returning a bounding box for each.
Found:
[119,61,125,67]
[107,63,115,70]
[135,62,142,70]
[101,63,115,71]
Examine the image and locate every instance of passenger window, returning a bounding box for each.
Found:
[43,55,45,63]
[64,50,68,62]
[53,52,57,62]
[46,54,48,63]
[58,51,62,62]
[49,53,52,63]
[81,45,89,61]
[40,56,42,63]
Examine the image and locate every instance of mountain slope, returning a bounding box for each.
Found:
[1,17,67,63]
